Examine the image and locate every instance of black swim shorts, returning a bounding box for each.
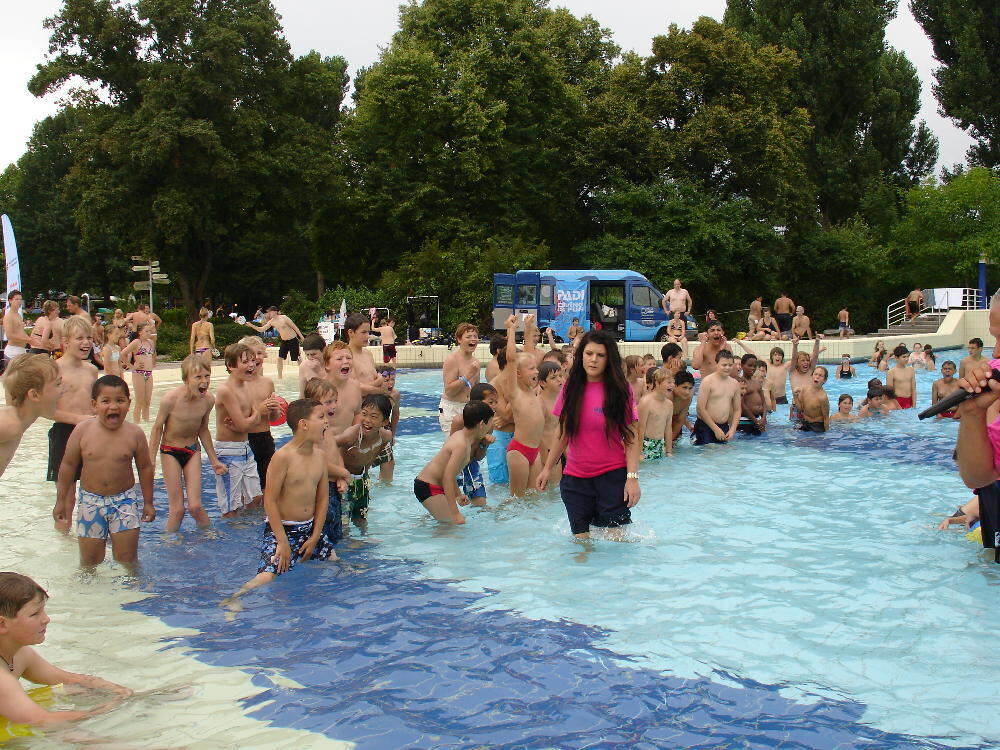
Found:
[559,468,631,536]
[47,422,81,482]
[248,431,275,489]
[278,337,300,361]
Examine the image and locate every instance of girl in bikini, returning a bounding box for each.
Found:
[120,322,156,422]
[101,330,126,377]
[189,307,215,364]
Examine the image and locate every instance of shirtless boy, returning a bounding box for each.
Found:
[959,338,986,380]
[502,314,545,496]
[336,394,393,522]
[932,361,961,418]
[0,573,130,726]
[693,321,732,377]
[225,399,334,604]
[794,366,830,432]
[415,400,494,523]
[905,287,924,322]
[791,306,813,339]
[886,345,916,409]
[859,387,886,417]
[838,306,851,337]
[28,301,60,355]
[449,383,498,505]
[486,345,515,483]
[243,306,305,379]
[148,355,226,531]
[694,350,740,444]
[639,369,674,458]
[55,375,155,566]
[239,336,281,491]
[566,318,584,344]
[439,322,480,433]
[738,357,768,434]
[47,317,98,532]
[213,343,263,516]
[298,333,328,399]
[189,307,215,364]
[2,290,28,364]
[484,334,506,382]
[670,370,695,441]
[788,335,823,420]
[373,365,400,481]
[765,346,792,404]
[536,361,567,482]
[0,355,60,477]
[303,377,351,546]
[371,317,398,365]
[345,313,388,396]
[773,293,795,336]
[323,341,362,434]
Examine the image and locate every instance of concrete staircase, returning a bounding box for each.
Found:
[871,313,947,338]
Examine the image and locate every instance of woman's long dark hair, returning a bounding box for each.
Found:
[559,330,634,443]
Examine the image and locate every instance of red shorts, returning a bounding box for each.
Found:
[896,396,914,409]
[940,410,956,419]
[507,438,540,465]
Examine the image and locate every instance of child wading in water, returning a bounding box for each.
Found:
[54,375,155,567]
[830,394,857,422]
[932,360,961,418]
[303,377,351,547]
[638,369,674,458]
[449,383,498,505]
[886,345,916,409]
[148,355,227,531]
[694,351,740,444]
[795,366,831,432]
[336,394,394,526]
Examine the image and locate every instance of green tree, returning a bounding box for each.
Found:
[911,0,1000,167]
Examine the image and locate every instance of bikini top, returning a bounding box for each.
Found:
[136,343,153,357]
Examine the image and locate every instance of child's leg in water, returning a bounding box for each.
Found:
[507,450,530,497]
[183,452,211,527]
[161,452,187,532]
[423,493,465,524]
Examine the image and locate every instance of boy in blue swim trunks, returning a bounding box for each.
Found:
[54,375,155,568]
[224,399,335,607]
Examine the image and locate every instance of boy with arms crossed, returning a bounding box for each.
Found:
[670,370,696,441]
[225,399,334,605]
[0,355,60,477]
[214,343,263,516]
[439,323,481,433]
[693,351,740,445]
[794,366,831,432]
[47,318,98,532]
[148,355,227,531]
[298,333,327,399]
[415,400,495,524]
[638,369,674,459]
[0,573,130,726]
[304,378,350,546]
[503,314,545,496]
[886,345,917,409]
[55,376,155,567]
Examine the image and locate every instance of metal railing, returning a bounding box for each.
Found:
[885,288,983,329]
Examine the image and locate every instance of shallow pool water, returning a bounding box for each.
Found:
[4,353,998,748]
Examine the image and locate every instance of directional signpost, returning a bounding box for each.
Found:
[131,258,168,311]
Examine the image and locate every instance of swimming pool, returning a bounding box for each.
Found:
[4,353,997,748]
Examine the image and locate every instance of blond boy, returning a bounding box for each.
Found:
[638,369,674,459]
[502,314,545,496]
[323,341,362,434]
[213,343,262,516]
[0,355,60,477]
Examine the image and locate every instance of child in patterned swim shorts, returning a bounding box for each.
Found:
[53,375,155,568]
[224,399,336,607]
[638,369,674,459]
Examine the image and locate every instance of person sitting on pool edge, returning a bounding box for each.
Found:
[415,400,495,523]
[0,572,131,726]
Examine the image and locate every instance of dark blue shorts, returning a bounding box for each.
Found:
[692,418,729,445]
[323,484,343,545]
[559,467,630,536]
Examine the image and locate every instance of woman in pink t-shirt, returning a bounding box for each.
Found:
[536,330,641,538]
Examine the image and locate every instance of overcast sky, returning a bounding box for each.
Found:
[0,0,974,173]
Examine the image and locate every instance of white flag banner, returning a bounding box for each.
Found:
[1,215,21,309]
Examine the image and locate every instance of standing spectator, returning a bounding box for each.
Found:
[906,287,924,321]
[773,292,795,337]
[661,279,693,322]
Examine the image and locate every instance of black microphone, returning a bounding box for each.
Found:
[918,368,1000,420]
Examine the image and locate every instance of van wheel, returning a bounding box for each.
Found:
[655,328,670,342]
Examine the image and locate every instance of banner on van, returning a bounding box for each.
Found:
[553,280,588,341]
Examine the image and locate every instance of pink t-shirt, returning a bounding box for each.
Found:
[989,359,1000,471]
[552,381,639,478]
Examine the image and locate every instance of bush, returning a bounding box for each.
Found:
[153,316,246,361]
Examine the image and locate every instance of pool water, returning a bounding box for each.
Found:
[4,353,998,748]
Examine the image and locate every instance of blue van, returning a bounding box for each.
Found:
[491,270,671,342]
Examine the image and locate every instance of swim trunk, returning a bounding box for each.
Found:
[775,396,788,405]
[382,344,397,363]
[346,472,370,518]
[75,486,142,539]
[214,441,261,514]
[414,478,447,503]
[775,313,792,333]
[323,485,343,545]
[278,337,300,361]
[896,396,914,409]
[486,429,514,483]
[940,410,957,419]
[372,440,394,468]
[838,322,848,330]
[257,519,334,575]
[905,300,917,316]
[160,442,199,470]
[692,418,730,445]
[27,348,51,356]
[47,422,79,482]
[507,438,540,465]
[460,459,486,500]
[438,398,466,434]
[642,437,664,460]
[737,417,762,435]
[560,467,631,536]
[248,431,275,489]
[800,420,826,433]
[3,344,26,360]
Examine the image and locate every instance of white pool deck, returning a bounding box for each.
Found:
[256,309,991,370]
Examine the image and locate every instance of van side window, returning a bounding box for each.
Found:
[540,284,553,306]
[496,285,514,306]
[517,285,538,305]
[631,286,656,307]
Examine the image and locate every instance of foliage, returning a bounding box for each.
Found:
[911,0,1000,167]
[154,316,244,361]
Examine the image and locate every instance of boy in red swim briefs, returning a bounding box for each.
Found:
[886,345,916,409]
[502,314,545,497]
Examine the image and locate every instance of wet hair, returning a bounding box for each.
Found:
[62,316,92,341]
[756,360,768,372]
[650,368,674,387]
[706,321,723,331]
[92,374,129,399]
[867,386,883,400]
[740,353,757,366]
[559,330,634,443]
[624,354,643,377]
[893,345,908,358]
[970,338,984,348]
[538,361,562,383]
[345,313,369,335]
[673,370,695,388]
[224,342,253,371]
[489,334,507,356]
[304,377,337,400]
[769,347,784,362]
[470,382,497,401]
[361,393,392,421]
[302,332,326,352]
[543,349,567,365]
[814,366,828,382]
[180,354,210,381]
[838,394,853,404]
[942,359,956,370]
[660,342,682,362]
[883,387,897,399]
[0,573,48,619]
[715,350,734,362]
[322,340,351,364]
[463,400,494,428]
[867,377,883,388]
[3,354,58,406]
[454,323,479,341]
[287,398,320,433]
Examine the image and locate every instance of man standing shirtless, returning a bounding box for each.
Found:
[243,306,305,379]
[906,287,924,322]
[439,323,480,434]
[371,317,398,365]
[748,295,763,333]
[661,279,692,320]
[65,296,91,324]
[125,303,161,341]
[773,293,795,338]
[3,290,28,365]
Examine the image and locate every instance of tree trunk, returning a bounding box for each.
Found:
[316,269,325,299]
